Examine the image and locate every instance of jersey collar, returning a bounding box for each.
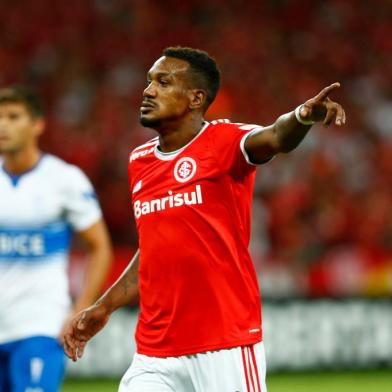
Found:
[154,122,210,161]
[1,154,45,187]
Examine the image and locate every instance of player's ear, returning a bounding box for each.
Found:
[32,117,45,137]
[189,89,206,111]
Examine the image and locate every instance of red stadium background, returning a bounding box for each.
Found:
[1,0,391,299]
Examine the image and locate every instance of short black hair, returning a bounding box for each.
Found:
[162,46,221,111]
[0,85,45,118]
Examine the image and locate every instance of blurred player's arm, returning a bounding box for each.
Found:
[245,82,346,163]
[59,219,112,343]
[63,249,139,361]
[72,219,113,313]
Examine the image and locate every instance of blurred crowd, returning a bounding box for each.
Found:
[1,0,391,296]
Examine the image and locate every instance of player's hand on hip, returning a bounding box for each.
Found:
[62,303,110,362]
[298,82,346,126]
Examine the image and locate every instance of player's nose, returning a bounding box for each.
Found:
[143,82,157,98]
[0,119,7,130]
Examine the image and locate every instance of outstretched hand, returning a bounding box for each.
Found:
[299,83,346,126]
[62,304,110,362]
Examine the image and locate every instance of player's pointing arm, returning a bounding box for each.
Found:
[244,82,346,164]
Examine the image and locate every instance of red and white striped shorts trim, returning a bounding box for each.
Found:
[241,344,264,392]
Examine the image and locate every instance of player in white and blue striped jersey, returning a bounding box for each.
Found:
[0,86,112,392]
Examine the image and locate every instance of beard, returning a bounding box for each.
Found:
[140,115,161,128]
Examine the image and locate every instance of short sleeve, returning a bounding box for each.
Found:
[62,166,102,231]
[210,121,263,175]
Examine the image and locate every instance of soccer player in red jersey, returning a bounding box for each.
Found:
[63,47,345,391]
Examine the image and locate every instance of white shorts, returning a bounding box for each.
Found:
[119,342,267,392]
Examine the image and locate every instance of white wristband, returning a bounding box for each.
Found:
[295,105,315,125]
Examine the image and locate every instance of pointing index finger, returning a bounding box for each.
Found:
[316,82,341,100]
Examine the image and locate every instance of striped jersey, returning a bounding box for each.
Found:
[0,154,102,343]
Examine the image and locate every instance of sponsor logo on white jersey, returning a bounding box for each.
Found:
[132,180,142,194]
[0,234,44,256]
[134,185,203,219]
[174,157,197,183]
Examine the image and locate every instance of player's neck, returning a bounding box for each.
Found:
[157,116,205,153]
[2,146,42,175]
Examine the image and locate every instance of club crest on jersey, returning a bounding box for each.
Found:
[174,157,197,183]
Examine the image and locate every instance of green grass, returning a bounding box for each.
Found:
[63,370,392,392]
[63,378,118,392]
[267,370,392,392]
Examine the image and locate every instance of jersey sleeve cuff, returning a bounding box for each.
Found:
[72,210,102,232]
[240,129,274,165]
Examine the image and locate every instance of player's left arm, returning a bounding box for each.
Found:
[72,219,112,312]
[244,83,346,163]
[59,219,112,341]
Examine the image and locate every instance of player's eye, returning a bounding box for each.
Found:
[159,79,169,87]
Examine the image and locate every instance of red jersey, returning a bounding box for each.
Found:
[128,120,264,357]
